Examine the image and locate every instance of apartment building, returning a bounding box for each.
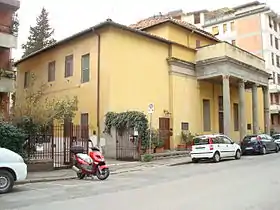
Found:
[167,1,280,132]
[0,0,20,119]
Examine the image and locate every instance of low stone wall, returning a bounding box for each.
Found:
[26,159,54,172]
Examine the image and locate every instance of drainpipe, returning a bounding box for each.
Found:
[93,29,101,147]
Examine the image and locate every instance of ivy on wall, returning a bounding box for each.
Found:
[104,111,149,147]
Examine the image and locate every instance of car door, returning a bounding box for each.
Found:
[260,134,271,150]
[222,135,236,156]
[266,135,276,151]
[216,136,227,157]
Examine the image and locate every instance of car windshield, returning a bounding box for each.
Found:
[193,137,210,145]
[272,135,280,140]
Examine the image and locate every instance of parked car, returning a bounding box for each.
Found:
[0,147,27,194]
[241,134,279,155]
[272,134,280,146]
[190,134,241,163]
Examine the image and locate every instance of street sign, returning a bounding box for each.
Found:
[148,103,154,114]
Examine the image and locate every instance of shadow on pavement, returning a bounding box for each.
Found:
[169,158,233,166]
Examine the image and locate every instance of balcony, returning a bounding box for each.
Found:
[0,25,17,48]
[0,69,16,92]
[270,104,280,114]
[195,42,269,87]
[0,0,20,10]
[269,84,280,93]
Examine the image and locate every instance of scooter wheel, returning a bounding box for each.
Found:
[96,168,110,180]
[77,172,85,180]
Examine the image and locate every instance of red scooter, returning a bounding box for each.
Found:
[70,141,110,180]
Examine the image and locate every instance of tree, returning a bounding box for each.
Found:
[13,73,78,127]
[21,7,56,57]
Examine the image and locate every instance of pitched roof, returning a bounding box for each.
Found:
[15,20,175,66]
[129,15,219,42]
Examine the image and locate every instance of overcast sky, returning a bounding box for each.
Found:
[14,0,278,60]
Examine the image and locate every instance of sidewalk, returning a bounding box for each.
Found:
[18,156,192,185]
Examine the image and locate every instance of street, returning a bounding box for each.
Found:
[1,154,280,210]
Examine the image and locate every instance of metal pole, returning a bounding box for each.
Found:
[149,113,152,154]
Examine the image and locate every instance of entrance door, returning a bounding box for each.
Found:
[159,118,170,150]
[218,96,224,134]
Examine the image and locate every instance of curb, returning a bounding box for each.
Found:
[16,159,191,185]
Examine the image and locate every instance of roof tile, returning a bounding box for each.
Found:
[129,15,219,41]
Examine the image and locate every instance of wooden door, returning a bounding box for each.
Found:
[159,118,171,150]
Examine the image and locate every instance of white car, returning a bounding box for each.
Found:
[190,134,241,163]
[0,147,27,194]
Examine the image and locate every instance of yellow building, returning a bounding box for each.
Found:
[15,17,270,150]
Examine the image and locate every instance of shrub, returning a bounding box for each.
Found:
[0,121,26,155]
[142,154,153,162]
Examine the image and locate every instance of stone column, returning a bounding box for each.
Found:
[238,80,246,140]
[223,75,231,137]
[252,83,259,134]
[262,86,270,134]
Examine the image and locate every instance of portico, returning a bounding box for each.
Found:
[196,42,270,140]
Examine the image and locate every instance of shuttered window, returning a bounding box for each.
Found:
[212,26,219,35]
[203,99,211,131]
[81,54,90,83]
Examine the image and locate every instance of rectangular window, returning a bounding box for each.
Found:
[270,34,273,46]
[231,40,236,46]
[273,72,276,84]
[275,37,279,49]
[81,53,90,83]
[278,74,280,85]
[194,13,200,24]
[203,99,211,132]
[274,20,277,31]
[223,23,227,33]
[277,55,280,68]
[271,115,274,125]
[212,26,219,35]
[48,61,56,82]
[276,93,279,105]
[80,113,89,138]
[24,71,30,88]
[181,122,189,131]
[65,54,73,78]
[269,16,272,28]
[196,40,201,48]
[272,53,275,65]
[233,103,239,131]
[230,22,235,31]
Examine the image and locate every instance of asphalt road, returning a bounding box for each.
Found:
[1,153,280,210]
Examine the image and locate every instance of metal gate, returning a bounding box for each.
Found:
[52,124,89,168]
[116,129,140,161]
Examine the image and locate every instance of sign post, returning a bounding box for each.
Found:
[148,103,154,154]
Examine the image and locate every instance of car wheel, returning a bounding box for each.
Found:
[235,150,241,159]
[0,170,14,194]
[192,158,199,163]
[275,145,279,153]
[261,146,266,155]
[213,152,220,163]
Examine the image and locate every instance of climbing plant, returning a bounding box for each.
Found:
[104,111,149,147]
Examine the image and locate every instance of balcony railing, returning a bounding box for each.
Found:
[196,42,265,71]
[0,0,20,10]
[0,25,11,34]
[270,104,280,114]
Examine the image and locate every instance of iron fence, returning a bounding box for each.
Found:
[24,124,89,169]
